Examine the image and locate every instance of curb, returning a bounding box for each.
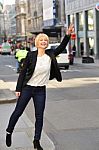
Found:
[73,62,99,68]
[0,98,16,104]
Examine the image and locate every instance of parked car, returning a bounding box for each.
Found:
[1,41,11,55]
[47,43,70,69]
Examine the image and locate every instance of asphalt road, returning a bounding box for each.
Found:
[25,63,99,149]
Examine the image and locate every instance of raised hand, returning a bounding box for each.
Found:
[66,24,74,35]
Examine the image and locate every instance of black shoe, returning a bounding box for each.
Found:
[6,133,12,147]
[33,140,43,150]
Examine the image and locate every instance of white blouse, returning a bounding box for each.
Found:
[27,54,51,86]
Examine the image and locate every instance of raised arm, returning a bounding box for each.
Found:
[54,24,74,56]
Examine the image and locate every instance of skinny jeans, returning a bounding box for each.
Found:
[6,85,46,140]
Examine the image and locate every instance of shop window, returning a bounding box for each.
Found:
[70,14,74,24]
[78,12,83,31]
[88,10,94,31]
[88,37,94,55]
[79,38,84,56]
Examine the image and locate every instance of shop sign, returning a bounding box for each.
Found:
[43,0,57,26]
[78,31,84,38]
[87,31,94,37]
[96,3,99,11]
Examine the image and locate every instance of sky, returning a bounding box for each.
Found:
[0,0,15,5]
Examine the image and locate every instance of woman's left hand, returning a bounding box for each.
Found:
[66,24,74,35]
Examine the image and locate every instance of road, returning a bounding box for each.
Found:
[0,55,18,82]
[1,55,99,150]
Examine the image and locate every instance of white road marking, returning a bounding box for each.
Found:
[48,77,99,88]
[5,65,16,71]
[61,69,82,72]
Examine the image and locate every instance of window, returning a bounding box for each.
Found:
[27,0,31,14]
[88,9,94,31]
[28,19,31,25]
[88,38,94,55]
[70,14,74,24]
[78,12,83,31]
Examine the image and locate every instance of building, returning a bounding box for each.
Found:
[28,0,43,34]
[8,4,16,37]
[65,0,99,58]
[15,0,27,41]
[15,0,66,43]
[42,0,66,43]
[0,2,3,43]
[15,0,43,42]
[0,2,3,13]
[0,3,16,43]
[25,0,66,43]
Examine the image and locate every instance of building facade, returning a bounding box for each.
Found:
[0,2,16,43]
[0,2,3,43]
[25,0,66,43]
[15,0,27,41]
[65,0,99,58]
[42,0,65,43]
[9,5,16,37]
[25,0,43,35]
[6,4,16,37]
[15,0,43,42]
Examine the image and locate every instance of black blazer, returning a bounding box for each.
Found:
[16,35,70,92]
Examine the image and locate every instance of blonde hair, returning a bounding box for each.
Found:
[35,33,49,48]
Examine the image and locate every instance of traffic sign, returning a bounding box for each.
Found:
[71,33,76,40]
[96,3,99,11]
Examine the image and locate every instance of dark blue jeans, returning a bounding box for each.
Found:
[6,85,46,140]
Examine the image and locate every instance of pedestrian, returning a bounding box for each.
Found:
[80,42,84,56]
[15,42,23,73]
[29,36,36,51]
[72,44,76,57]
[15,47,28,73]
[6,24,74,150]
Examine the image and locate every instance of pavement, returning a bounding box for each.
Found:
[74,57,99,67]
[0,57,98,150]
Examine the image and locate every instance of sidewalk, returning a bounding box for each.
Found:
[74,57,99,67]
[0,80,55,150]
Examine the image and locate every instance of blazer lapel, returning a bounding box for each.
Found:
[30,50,38,74]
[45,50,55,59]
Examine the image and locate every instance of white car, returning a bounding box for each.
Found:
[47,43,69,69]
[1,42,11,55]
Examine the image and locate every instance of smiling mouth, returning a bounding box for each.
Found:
[41,44,47,46]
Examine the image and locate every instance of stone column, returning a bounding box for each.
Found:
[83,11,89,56]
[75,13,79,57]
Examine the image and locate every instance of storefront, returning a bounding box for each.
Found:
[65,0,99,59]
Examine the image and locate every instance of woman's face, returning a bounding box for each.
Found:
[37,36,48,49]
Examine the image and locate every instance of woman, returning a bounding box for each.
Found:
[6,24,74,150]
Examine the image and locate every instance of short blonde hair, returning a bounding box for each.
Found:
[35,33,49,48]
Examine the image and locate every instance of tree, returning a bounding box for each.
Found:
[0,2,3,13]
